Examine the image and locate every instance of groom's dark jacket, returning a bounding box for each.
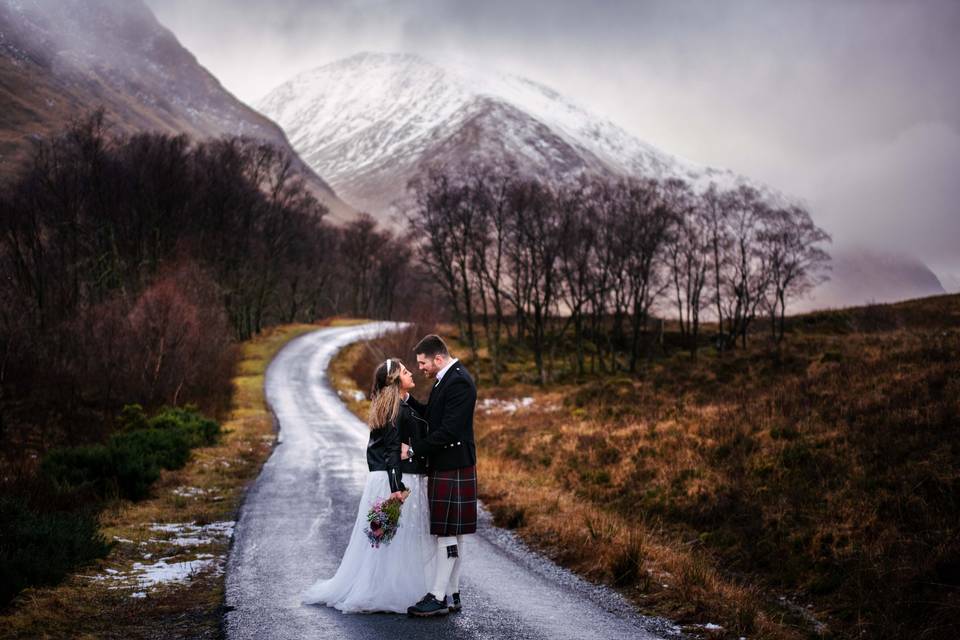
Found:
[407,361,477,471]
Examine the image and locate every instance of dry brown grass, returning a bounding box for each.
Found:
[330,297,960,640]
[0,322,332,639]
[474,409,796,639]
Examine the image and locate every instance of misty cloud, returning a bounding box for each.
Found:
[802,122,960,262]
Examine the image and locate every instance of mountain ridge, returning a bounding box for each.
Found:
[257,51,756,217]
[0,0,355,220]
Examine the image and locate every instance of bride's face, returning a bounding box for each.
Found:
[398,365,415,392]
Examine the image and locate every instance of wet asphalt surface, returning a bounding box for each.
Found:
[223,322,682,640]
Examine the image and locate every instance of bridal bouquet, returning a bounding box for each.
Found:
[364,493,406,548]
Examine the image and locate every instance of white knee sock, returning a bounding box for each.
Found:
[447,534,463,595]
[431,536,458,600]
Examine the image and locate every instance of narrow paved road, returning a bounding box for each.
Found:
[223,322,680,640]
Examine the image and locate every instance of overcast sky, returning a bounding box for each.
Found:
[145,0,960,287]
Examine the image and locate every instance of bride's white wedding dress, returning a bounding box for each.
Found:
[301,470,436,613]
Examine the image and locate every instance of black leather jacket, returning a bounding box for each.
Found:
[397,400,429,475]
[366,422,405,493]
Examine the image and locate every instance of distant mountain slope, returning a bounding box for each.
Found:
[0,0,354,220]
[794,248,946,311]
[257,51,764,218]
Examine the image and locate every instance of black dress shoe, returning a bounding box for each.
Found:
[407,593,449,617]
[447,592,462,613]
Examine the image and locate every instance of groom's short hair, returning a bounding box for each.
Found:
[414,334,449,358]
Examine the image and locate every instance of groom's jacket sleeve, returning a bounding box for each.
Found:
[412,378,475,456]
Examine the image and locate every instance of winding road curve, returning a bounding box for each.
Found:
[223,322,680,640]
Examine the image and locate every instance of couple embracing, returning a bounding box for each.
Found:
[301,334,478,617]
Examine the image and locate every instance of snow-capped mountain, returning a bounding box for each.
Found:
[258,52,758,217]
[0,0,354,219]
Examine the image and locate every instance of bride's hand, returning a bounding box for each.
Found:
[401,443,410,460]
[389,490,405,501]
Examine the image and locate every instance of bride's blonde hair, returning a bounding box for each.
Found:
[367,358,403,429]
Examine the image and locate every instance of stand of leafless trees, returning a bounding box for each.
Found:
[407,164,830,383]
[0,112,433,450]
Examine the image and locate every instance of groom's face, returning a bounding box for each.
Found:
[416,353,442,378]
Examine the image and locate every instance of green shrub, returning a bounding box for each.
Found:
[117,403,149,432]
[147,405,221,447]
[108,442,162,500]
[0,496,112,607]
[41,440,161,501]
[40,406,220,502]
[40,444,115,493]
[109,427,191,472]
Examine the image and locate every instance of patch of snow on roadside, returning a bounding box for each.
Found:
[144,520,235,547]
[130,553,220,587]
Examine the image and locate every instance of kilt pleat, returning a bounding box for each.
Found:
[428,465,477,536]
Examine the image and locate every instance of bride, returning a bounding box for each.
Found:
[301,358,436,613]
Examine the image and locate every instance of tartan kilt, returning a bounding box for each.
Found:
[428,465,477,536]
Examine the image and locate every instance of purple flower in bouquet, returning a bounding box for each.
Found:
[364,495,404,548]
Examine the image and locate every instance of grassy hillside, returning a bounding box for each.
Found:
[334,295,960,639]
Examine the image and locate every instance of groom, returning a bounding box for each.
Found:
[402,334,478,617]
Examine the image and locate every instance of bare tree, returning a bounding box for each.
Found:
[505,179,563,384]
[759,205,831,343]
[406,170,480,360]
[715,184,772,349]
[337,214,412,319]
[612,178,675,372]
[466,165,515,383]
[701,183,733,351]
[665,179,710,357]
[589,178,633,371]
[556,180,597,376]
